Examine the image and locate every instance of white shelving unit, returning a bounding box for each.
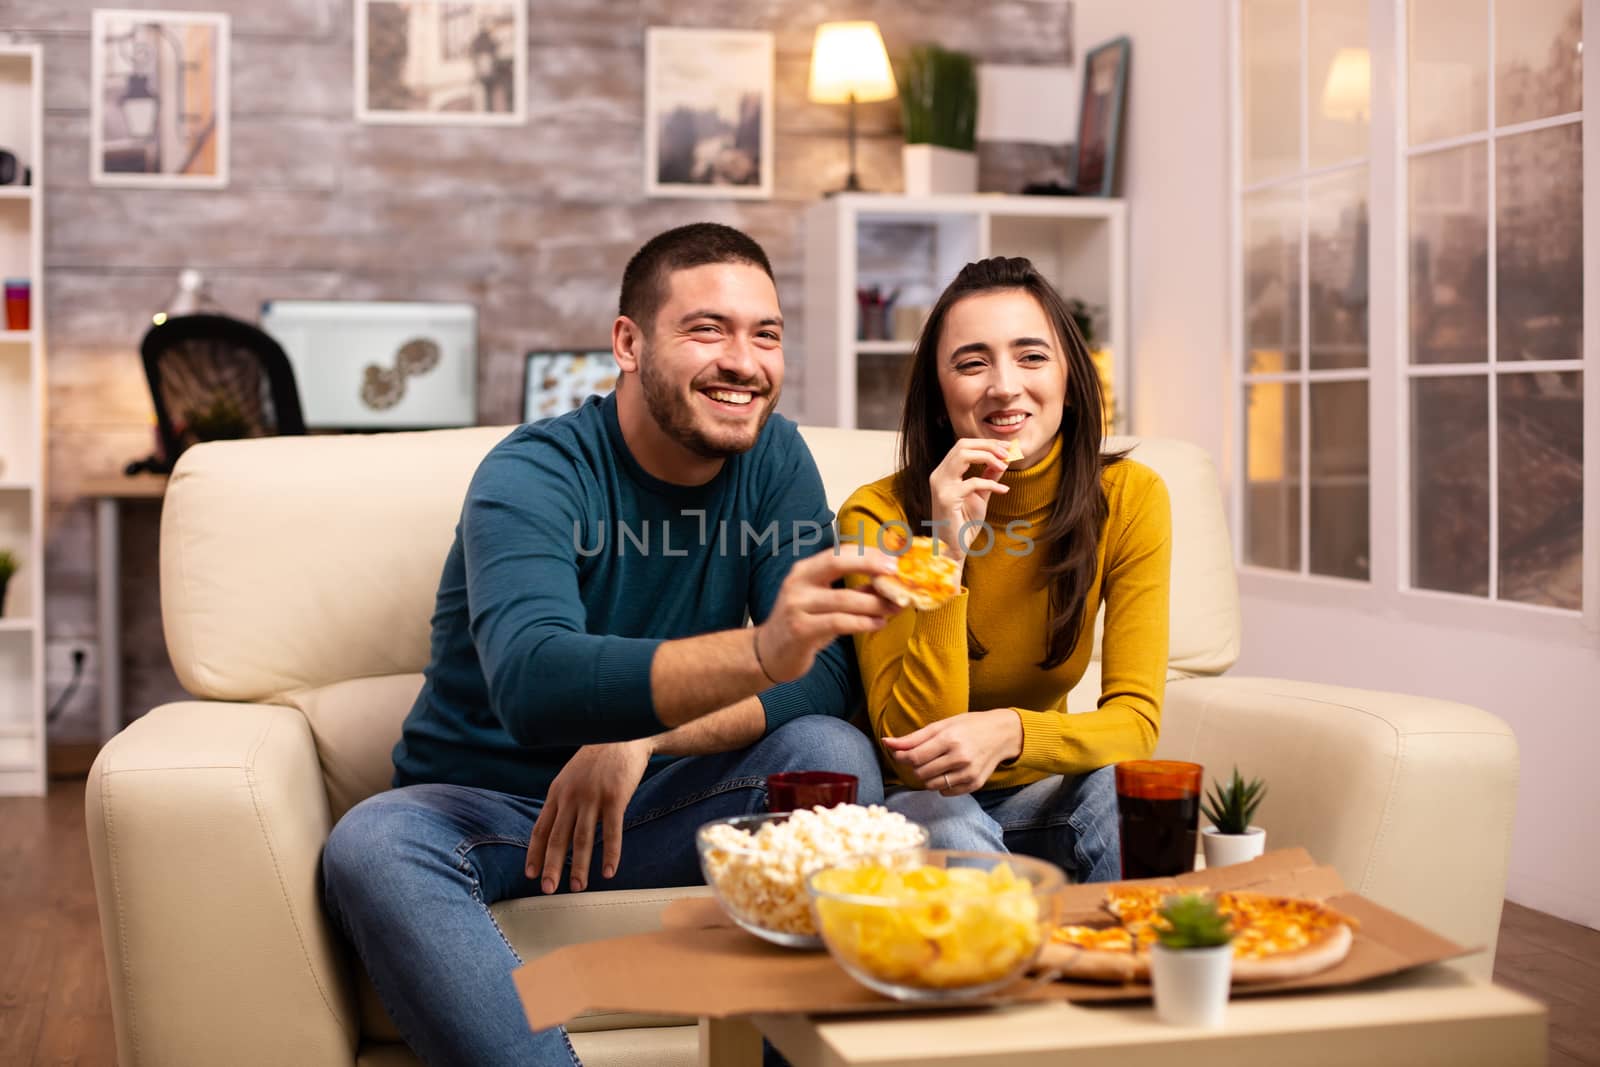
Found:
[802,193,1129,432]
[0,44,46,796]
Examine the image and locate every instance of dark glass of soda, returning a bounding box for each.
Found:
[766,771,858,813]
[1114,760,1204,879]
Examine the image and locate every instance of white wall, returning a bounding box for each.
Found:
[1077,0,1600,930]
[1073,1,1233,462]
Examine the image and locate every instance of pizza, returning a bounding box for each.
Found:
[872,528,961,611]
[1038,886,1357,984]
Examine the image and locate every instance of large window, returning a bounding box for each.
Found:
[1236,0,1586,615]
[1406,0,1583,609]
[1239,0,1373,581]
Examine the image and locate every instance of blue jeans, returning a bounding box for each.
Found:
[321,716,882,1067]
[884,766,1121,883]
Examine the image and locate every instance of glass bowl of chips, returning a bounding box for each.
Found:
[696,806,929,949]
[806,850,1065,1000]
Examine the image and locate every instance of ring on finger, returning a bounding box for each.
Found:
[942,772,952,790]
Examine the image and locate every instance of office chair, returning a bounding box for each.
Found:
[131,313,306,474]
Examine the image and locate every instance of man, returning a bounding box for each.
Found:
[322,223,900,1066]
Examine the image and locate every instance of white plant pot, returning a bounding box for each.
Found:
[1201,826,1267,868]
[902,144,978,196]
[1150,942,1232,1028]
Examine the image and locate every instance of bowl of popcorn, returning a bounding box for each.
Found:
[695,805,928,949]
[806,850,1064,1001]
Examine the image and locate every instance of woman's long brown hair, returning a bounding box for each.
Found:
[894,256,1125,669]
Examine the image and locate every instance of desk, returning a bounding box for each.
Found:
[82,474,169,741]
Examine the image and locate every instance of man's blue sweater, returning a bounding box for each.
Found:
[391,392,859,799]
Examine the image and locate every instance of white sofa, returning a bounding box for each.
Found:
[85,424,1518,1067]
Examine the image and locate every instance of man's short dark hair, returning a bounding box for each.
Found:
[619,223,776,336]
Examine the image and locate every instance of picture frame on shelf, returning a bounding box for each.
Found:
[523,348,619,423]
[644,27,773,199]
[355,0,526,125]
[90,9,230,188]
[1066,36,1130,198]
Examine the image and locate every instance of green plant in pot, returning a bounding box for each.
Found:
[0,548,16,618]
[1150,892,1235,1027]
[896,44,977,195]
[1200,766,1268,868]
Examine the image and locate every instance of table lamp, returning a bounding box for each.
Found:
[808,21,897,192]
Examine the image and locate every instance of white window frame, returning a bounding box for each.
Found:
[1235,0,1375,589]
[1228,0,1600,648]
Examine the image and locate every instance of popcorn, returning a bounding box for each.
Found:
[699,804,926,937]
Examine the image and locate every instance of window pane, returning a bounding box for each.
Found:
[1309,167,1369,370]
[1411,376,1489,595]
[1410,145,1489,364]
[1246,382,1302,570]
[1243,0,1301,184]
[1497,124,1583,362]
[1310,380,1370,579]
[1244,186,1302,373]
[1409,0,1488,145]
[1496,0,1582,126]
[1499,371,1582,609]
[1309,0,1369,167]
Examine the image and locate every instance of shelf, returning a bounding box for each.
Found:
[856,341,916,356]
[0,618,36,632]
[0,723,37,738]
[0,187,34,201]
[835,192,1126,222]
[0,331,32,344]
[0,480,35,491]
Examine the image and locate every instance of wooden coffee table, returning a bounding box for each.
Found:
[699,965,1545,1066]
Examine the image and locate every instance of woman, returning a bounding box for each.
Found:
[838,256,1171,883]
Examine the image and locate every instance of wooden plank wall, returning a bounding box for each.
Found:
[0,0,1072,738]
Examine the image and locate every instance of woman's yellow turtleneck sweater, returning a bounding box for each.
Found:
[839,437,1172,791]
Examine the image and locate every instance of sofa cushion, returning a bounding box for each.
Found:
[161,427,514,703]
[285,674,424,822]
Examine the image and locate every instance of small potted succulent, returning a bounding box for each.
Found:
[0,548,16,617]
[1150,892,1234,1027]
[1201,766,1268,868]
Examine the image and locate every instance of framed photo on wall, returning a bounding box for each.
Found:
[1068,36,1130,198]
[355,0,526,125]
[260,300,479,430]
[523,349,619,423]
[90,9,230,188]
[644,27,773,199]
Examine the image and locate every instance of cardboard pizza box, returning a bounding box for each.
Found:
[514,847,1474,1029]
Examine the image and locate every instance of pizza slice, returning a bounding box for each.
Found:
[1216,891,1358,983]
[873,528,961,611]
[1041,924,1148,982]
[1041,888,1357,985]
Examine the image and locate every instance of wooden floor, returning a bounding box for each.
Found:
[3,779,1598,1066]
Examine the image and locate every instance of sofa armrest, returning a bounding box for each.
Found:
[1157,676,1518,978]
[86,701,359,1067]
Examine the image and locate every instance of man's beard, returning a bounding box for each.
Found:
[638,343,779,459]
